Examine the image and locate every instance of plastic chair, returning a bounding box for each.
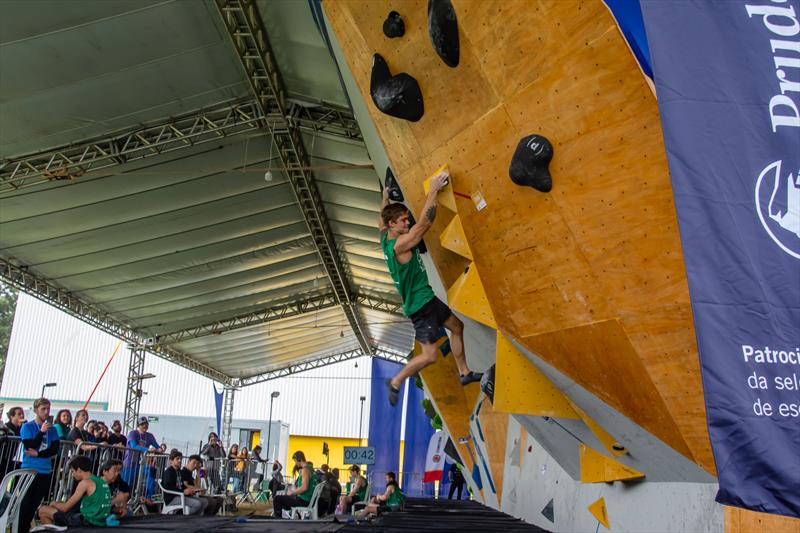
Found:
[291,482,327,520]
[157,481,188,515]
[0,468,37,533]
[352,478,372,515]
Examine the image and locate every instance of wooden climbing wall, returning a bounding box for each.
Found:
[324,0,715,477]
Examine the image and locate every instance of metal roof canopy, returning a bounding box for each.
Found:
[0,0,414,386]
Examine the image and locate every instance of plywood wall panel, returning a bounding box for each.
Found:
[726,507,800,533]
[325,0,714,473]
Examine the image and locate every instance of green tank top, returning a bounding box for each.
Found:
[354,475,367,501]
[381,233,435,316]
[81,475,112,526]
[296,465,317,503]
[386,484,404,507]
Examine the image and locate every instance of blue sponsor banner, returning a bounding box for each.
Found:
[640,1,800,518]
[368,358,406,491]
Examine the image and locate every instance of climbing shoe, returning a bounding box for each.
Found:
[460,371,483,385]
[386,379,400,406]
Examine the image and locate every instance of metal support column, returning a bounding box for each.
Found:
[221,385,236,451]
[123,344,146,433]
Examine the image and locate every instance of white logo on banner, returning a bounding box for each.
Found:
[755,160,800,259]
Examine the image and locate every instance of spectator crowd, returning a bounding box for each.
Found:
[0,397,404,530]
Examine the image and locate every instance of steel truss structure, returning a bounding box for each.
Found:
[123,344,146,433]
[152,292,403,346]
[0,4,415,391]
[0,97,361,191]
[0,258,232,385]
[221,385,237,451]
[214,0,373,356]
[236,346,410,387]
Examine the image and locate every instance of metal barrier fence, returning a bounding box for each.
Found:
[0,436,451,516]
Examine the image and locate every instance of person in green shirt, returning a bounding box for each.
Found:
[37,455,112,528]
[356,471,404,520]
[272,451,317,518]
[380,170,483,406]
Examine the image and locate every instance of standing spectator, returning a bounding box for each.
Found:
[53,409,72,440]
[68,410,94,446]
[162,450,206,515]
[236,447,249,493]
[227,444,240,493]
[122,417,159,486]
[200,432,225,493]
[18,398,60,533]
[448,464,466,500]
[4,406,25,436]
[183,455,222,515]
[106,420,125,447]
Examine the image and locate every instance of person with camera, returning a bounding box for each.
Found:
[18,398,60,533]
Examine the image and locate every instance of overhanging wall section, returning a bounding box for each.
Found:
[323,0,712,473]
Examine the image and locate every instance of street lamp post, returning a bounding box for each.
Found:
[40,382,57,398]
[266,391,280,460]
[358,396,366,445]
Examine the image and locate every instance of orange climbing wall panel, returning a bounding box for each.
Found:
[725,507,800,533]
[477,400,509,502]
[416,340,481,475]
[324,0,713,474]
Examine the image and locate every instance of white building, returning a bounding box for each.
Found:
[2,293,379,449]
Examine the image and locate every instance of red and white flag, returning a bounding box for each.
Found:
[423,431,445,483]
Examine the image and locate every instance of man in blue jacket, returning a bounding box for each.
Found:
[18,397,60,533]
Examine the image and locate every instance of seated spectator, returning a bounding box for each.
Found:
[36,455,112,528]
[101,459,130,517]
[272,451,316,518]
[357,471,404,520]
[53,410,72,440]
[162,450,207,515]
[339,464,367,514]
[4,406,25,436]
[315,463,330,482]
[106,420,125,446]
[268,459,285,500]
[325,468,342,516]
[183,455,222,515]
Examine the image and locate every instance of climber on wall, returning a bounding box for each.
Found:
[379,170,482,406]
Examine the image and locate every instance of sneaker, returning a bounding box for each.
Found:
[460,371,483,385]
[386,379,400,406]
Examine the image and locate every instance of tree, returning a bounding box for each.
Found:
[0,282,19,385]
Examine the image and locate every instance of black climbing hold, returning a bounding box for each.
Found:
[480,364,496,403]
[509,134,554,192]
[385,167,404,202]
[370,53,424,122]
[383,10,405,38]
[541,498,555,523]
[428,0,459,68]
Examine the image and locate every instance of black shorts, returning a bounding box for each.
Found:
[54,510,86,527]
[409,297,452,343]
